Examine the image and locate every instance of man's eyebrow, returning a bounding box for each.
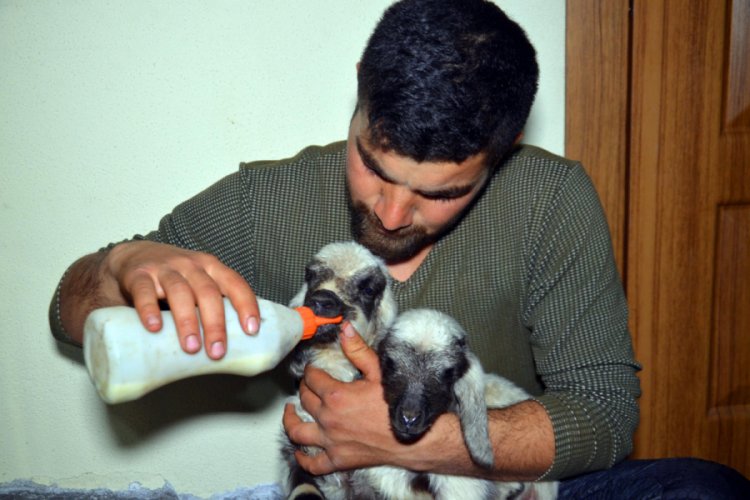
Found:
[355,137,478,200]
[419,182,476,200]
[356,137,395,183]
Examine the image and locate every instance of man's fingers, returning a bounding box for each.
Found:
[190,275,227,360]
[192,251,259,336]
[283,402,338,477]
[156,269,203,354]
[298,378,323,417]
[294,449,337,477]
[283,403,321,447]
[128,272,163,332]
[213,265,260,336]
[301,365,344,409]
[340,323,381,381]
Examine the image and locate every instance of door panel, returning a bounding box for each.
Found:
[629,0,749,474]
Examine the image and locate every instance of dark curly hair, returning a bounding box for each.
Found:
[357,0,539,168]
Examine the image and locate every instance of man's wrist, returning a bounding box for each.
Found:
[54,244,122,345]
[395,412,472,474]
[49,262,77,345]
[396,401,555,481]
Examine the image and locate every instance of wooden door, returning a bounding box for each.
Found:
[567,0,750,476]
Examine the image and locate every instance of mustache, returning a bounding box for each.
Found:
[350,201,424,239]
[349,200,435,262]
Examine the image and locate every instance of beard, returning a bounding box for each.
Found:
[349,198,465,263]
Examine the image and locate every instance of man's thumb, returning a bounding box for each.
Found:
[340,322,380,380]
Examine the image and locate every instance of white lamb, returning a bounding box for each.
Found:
[280,241,398,499]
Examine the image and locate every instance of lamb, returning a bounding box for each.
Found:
[281,241,398,499]
[372,309,559,500]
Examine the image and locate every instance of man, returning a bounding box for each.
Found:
[50,0,749,497]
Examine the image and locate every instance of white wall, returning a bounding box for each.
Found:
[0,1,565,496]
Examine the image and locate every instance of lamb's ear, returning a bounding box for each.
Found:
[453,352,494,469]
[374,287,398,336]
[288,283,308,308]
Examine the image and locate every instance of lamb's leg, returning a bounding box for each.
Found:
[429,473,498,500]
[281,437,325,499]
[288,481,324,500]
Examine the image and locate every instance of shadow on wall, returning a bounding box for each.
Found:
[56,340,294,447]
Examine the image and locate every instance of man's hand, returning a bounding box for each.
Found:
[58,240,259,359]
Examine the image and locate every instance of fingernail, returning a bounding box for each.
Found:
[185,335,200,352]
[146,315,160,329]
[210,341,225,358]
[246,316,259,335]
[343,323,355,338]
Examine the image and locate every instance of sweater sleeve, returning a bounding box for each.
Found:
[48,170,255,345]
[522,165,641,480]
[143,171,256,284]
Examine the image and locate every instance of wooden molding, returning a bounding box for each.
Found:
[565,0,631,277]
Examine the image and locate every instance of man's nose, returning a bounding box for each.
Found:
[374,184,414,231]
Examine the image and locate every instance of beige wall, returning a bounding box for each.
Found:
[0,0,565,495]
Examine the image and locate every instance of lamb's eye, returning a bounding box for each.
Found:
[304,267,315,283]
[382,356,395,373]
[358,278,380,298]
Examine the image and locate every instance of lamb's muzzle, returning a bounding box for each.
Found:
[305,289,349,318]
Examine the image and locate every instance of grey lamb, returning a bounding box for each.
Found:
[372,309,559,499]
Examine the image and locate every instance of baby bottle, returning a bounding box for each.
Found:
[83,297,339,404]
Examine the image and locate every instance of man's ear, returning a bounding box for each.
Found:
[514,132,524,145]
[356,61,360,72]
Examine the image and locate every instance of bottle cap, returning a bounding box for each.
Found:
[294,307,343,340]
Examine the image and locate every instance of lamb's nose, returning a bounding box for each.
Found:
[400,409,421,429]
[306,289,345,317]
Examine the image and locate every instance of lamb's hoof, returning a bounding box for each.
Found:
[288,483,324,500]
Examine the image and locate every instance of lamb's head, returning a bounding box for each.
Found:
[377,309,495,469]
[289,241,397,348]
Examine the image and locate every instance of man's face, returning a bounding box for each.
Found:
[346,111,489,263]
